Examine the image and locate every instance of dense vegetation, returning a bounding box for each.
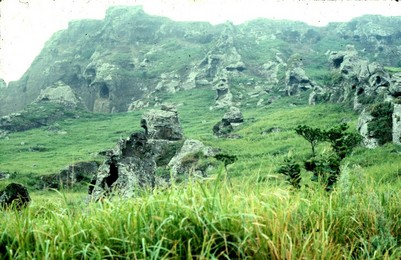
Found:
[1,87,401,258]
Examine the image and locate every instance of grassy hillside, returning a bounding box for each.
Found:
[1,88,401,258]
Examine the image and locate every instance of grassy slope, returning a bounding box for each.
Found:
[1,87,401,258]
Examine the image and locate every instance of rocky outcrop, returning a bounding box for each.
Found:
[213,74,233,109]
[0,183,31,209]
[285,67,315,96]
[323,45,401,147]
[213,106,244,138]
[393,104,401,145]
[0,81,84,134]
[357,109,379,149]
[36,81,85,109]
[89,106,215,201]
[142,104,183,140]
[390,73,401,97]
[168,139,219,180]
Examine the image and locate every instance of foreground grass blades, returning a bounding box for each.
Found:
[1,174,401,259]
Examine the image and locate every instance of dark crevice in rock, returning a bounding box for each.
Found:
[105,159,119,188]
[332,56,344,68]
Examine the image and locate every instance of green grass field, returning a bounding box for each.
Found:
[1,88,401,258]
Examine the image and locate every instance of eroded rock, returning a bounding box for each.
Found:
[393,103,401,145]
[36,81,84,109]
[213,106,244,138]
[89,106,215,201]
[357,109,379,148]
[142,106,183,140]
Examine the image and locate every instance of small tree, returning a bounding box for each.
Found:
[295,125,325,156]
[325,123,362,160]
[305,152,341,191]
[277,156,301,189]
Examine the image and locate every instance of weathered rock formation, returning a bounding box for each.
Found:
[285,67,315,96]
[89,106,216,201]
[393,103,401,145]
[312,45,401,147]
[0,81,85,135]
[213,106,244,138]
[357,109,379,149]
[0,183,31,209]
[213,74,233,109]
[36,81,85,109]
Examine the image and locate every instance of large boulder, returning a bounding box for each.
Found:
[36,81,85,109]
[0,183,31,209]
[142,105,183,141]
[284,67,315,96]
[168,139,218,180]
[213,106,244,138]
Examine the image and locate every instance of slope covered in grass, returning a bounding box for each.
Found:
[1,88,401,258]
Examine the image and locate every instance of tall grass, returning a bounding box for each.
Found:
[1,168,401,259]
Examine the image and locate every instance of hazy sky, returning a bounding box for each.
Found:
[1,0,400,83]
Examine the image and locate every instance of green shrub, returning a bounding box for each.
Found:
[368,102,394,145]
[277,156,301,189]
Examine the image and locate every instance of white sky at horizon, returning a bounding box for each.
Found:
[0,0,400,83]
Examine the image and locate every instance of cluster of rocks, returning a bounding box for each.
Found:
[213,106,244,138]
[89,105,218,201]
[310,45,401,147]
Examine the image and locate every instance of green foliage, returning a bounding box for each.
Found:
[368,102,394,145]
[305,152,341,191]
[384,66,401,74]
[277,155,301,189]
[295,123,360,190]
[295,125,325,156]
[214,153,238,173]
[325,123,362,160]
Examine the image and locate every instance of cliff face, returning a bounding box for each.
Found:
[1,6,401,116]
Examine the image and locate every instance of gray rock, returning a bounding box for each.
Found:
[36,81,84,109]
[213,75,233,109]
[213,106,244,138]
[357,109,379,148]
[88,107,214,201]
[0,183,31,209]
[390,73,401,97]
[0,171,10,180]
[393,103,401,145]
[285,67,314,96]
[128,100,149,111]
[142,106,183,141]
[168,139,217,179]
[222,106,244,124]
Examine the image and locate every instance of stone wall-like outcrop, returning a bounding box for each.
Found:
[88,106,217,201]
